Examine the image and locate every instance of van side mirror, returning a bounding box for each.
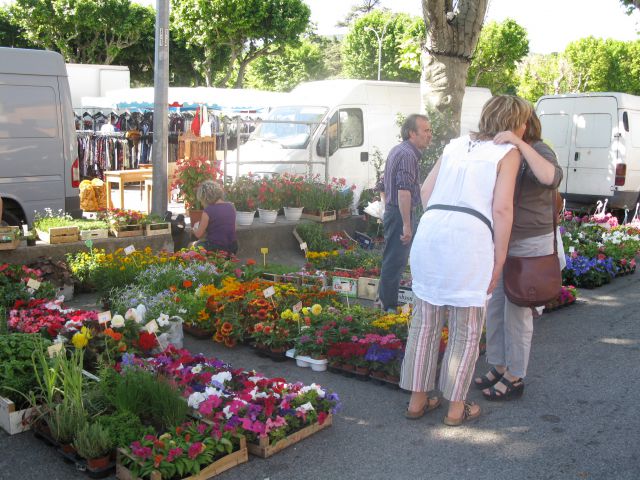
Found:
[316,135,338,157]
[360,151,369,162]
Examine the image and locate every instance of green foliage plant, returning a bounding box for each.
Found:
[73,421,114,460]
[48,399,86,444]
[95,410,153,449]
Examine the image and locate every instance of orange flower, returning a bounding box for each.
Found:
[263,325,273,335]
[118,343,127,352]
[154,454,163,468]
[183,280,193,288]
[169,285,177,293]
[224,337,237,348]
[220,322,233,335]
[214,332,224,343]
[246,259,256,265]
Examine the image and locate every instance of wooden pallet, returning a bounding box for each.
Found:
[247,414,332,458]
[301,210,336,222]
[144,222,170,236]
[116,437,247,480]
[79,228,109,240]
[0,395,36,435]
[110,225,144,238]
[0,226,20,250]
[36,226,79,244]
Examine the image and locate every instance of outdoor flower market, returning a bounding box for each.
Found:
[1,181,639,480]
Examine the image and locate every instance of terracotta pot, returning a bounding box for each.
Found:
[87,455,111,471]
[385,373,400,383]
[188,209,203,225]
[370,370,386,379]
[355,366,370,376]
[270,346,286,354]
[61,443,76,455]
[341,363,355,372]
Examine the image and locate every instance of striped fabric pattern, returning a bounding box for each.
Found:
[382,140,421,207]
[400,298,485,402]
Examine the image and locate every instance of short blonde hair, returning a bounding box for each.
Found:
[476,95,532,140]
[197,180,224,206]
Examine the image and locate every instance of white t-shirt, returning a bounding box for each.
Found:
[410,135,515,307]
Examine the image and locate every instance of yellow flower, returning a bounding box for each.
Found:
[281,309,292,320]
[71,326,92,349]
[302,307,310,315]
[311,304,322,316]
[292,312,300,322]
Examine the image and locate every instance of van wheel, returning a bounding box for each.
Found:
[1,210,22,227]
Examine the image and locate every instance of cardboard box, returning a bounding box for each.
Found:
[357,277,380,301]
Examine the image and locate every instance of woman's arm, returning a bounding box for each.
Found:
[420,157,442,208]
[487,148,520,293]
[493,131,559,186]
[193,212,210,239]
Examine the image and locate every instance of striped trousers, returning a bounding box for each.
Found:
[400,298,485,402]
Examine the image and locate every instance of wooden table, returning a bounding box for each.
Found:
[104,169,153,210]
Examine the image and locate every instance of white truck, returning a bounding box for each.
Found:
[536,92,640,210]
[66,63,130,109]
[0,47,80,226]
[224,80,491,202]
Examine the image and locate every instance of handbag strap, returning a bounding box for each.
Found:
[512,161,558,254]
[425,204,494,240]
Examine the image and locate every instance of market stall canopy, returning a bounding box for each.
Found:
[81,87,289,116]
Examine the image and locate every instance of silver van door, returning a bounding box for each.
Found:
[538,98,573,195]
[568,96,617,197]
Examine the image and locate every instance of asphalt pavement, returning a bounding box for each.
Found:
[1,271,639,480]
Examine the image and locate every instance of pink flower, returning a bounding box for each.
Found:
[188,442,204,459]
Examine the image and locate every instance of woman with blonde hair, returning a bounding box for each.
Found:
[474,109,562,401]
[192,180,238,256]
[401,95,530,426]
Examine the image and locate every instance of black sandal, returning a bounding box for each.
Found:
[474,367,504,390]
[482,376,525,401]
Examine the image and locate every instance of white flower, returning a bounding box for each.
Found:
[296,402,315,413]
[124,308,139,322]
[135,304,147,322]
[156,313,170,327]
[191,364,202,374]
[178,308,187,314]
[211,371,232,385]
[111,315,125,328]
[222,405,233,419]
[205,386,223,397]
[54,335,68,344]
[300,383,326,398]
[188,392,207,409]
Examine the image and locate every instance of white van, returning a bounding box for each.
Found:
[0,47,80,226]
[536,92,640,210]
[225,80,491,201]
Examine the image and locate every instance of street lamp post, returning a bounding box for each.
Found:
[365,22,390,81]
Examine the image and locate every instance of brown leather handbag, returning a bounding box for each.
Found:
[503,185,562,307]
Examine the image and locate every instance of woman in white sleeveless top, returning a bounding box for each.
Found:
[400,96,530,426]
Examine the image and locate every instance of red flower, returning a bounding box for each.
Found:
[183,280,193,288]
[138,331,158,351]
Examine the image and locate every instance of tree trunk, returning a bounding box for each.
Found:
[421,0,488,141]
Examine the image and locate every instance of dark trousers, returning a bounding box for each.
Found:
[378,204,413,311]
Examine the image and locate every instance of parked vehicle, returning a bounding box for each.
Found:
[224,80,491,202]
[0,47,80,226]
[536,92,640,210]
[66,63,130,109]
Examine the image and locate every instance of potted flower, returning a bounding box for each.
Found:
[300,177,336,222]
[226,176,258,226]
[170,156,223,224]
[98,208,145,237]
[279,173,307,221]
[73,422,114,471]
[256,176,283,224]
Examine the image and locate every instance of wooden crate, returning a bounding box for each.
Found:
[144,222,171,236]
[0,395,36,435]
[110,225,144,238]
[357,277,380,301]
[247,414,332,458]
[301,210,336,223]
[337,208,351,219]
[79,228,109,240]
[116,437,247,480]
[36,226,79,244]
[0,226,20,251]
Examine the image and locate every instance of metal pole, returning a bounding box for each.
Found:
[151,0,169,216]
[235,116,241,180]
[377,36,382,81]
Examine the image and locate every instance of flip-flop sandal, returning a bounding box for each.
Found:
[405,397,442,419]
[443,402,481,426]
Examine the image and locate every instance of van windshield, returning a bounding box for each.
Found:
[252,106,327,149]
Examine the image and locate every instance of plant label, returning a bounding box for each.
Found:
[263,286,275,298]
[98,311,112,324]
[145,319,159,333]
[260,247,269,254]
[22,224,29,235]
[47,343,64,358]
[26,278,41,290]
[124,245,136,255]
[299,242,307,251]
[401,304,411,315]
[568,246,575,253]
[85,239,93,249]
[292,301,303,313]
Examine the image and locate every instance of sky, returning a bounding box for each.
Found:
[1,0,638,54]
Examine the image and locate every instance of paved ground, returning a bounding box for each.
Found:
[1,272,639,480]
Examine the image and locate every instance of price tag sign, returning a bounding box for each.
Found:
[401,304,411,315]
[26,278,41,290]
[292,301,303,313]
[299,242,307,251]
[98,311,112,325]
[85,239,93,249]
[22,224,29,235]
[124,245,136,255]
[47,343,64,358]
[263,286,276,298]
[260,247,269,254]
[145,319,159,333]
[568,246,575,253]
